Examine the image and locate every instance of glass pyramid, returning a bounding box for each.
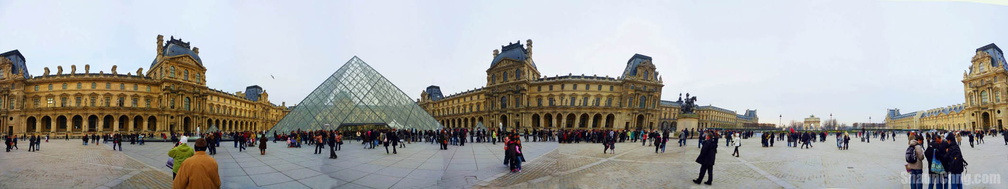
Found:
[270,56,442,132]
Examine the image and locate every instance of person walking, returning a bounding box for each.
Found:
[678,130,687,147]
[328,132,338,159]
[389,131,399,154]
[732,133,741,157]
[172,138,220,189]
[168,137,194,179]
[314,134,324,155]
[113,134,123,151]
[27,135,36,152]
[906,135,925,189]
[692,134,717,185]
[206,134,217,155]
[259,134,268,155]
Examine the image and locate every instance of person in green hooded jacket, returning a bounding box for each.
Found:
[168,136,194,179]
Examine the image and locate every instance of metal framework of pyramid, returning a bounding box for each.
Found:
[270,56,442,132]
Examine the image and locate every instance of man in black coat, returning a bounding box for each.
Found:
[693,134,718,185]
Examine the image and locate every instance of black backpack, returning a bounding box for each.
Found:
[905,145,918,163]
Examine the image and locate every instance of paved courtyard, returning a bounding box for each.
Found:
[1,134,1006,188]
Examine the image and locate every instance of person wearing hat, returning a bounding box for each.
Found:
[168,136,194,179]
[173,138,220,189]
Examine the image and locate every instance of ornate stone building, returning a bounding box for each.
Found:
[886,43,1004,131]
[418,40,757,131]
[1,35,289,136]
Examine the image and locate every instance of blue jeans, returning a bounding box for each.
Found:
[910,170,923,189]
[949,174,962,189]
[929,173,947,189]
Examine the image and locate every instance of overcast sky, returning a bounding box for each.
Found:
[1,1,1006,125]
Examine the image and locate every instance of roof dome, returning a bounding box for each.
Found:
[152,37,203,68]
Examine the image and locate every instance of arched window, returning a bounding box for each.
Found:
[170,66,176,78]
[640,96,647,108]
[500,96,507,109]
[981,91,990,104]
[515,68,521,80]
[184,97,191,111]
[183,70,189,81]
[503,72,509,82]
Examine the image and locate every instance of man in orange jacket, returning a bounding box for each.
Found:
[173,138,220,189]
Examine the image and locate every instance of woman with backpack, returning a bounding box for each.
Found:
[905,135,924,189]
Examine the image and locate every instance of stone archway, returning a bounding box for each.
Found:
[532,114,540,129]
[43,116,54,132]
[148,116,157,131]
[605,114,615,129]
[499,115,508,130]
[982,112,991,130]
[592,114,601,129]
[636,114,645,130]
[72,115,84,132]
[103,115,114,131]
[88,115,98,132]
[27,117,37,133]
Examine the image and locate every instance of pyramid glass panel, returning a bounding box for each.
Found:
[270,56,443,132]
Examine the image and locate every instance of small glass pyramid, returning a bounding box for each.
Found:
[270,56,442,132]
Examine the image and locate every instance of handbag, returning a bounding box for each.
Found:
[165,158,174,169]
[930,159,946,174]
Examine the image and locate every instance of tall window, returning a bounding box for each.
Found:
[170,66,176,78]
[549,97,555,106]
[76,82,81,89]
[184,97,191,110]
[515,98,521,108]
[48,84,52,90]
[549,85,553,91]
[170,98,176,109]
[133,84,138,91]
[196,73,201,83]
[120,83,125,90]
[90,97,96,107]
[500,96,507,109]
[537,98,543,107]
[491,74,496,84]
[47,97,54,107]
[595,97,601,106]
[61,83,67,89]
[610,86,613,91]
[145,99,151,108]
[606,97,613,107]
[598,85,602,90]
[627,97,633,107]
[33,98,39,107]
[146,86,151,92]
[131,98,138,107]
[75,96,82,107]
[573,84,578,90]
[117,97,125,107]
[639,96,647,108]
[582,97,588,106]
[503,72,508,82]
[515,68,521,80]
[91,82,96,89]
[60,97,67,107]
[982,91,990,105]
[106,83,111,89]
[538,86,541,92]
[569,96,576,106]
[34,85,38,91]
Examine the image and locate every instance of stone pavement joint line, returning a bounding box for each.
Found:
[736,157,796,189]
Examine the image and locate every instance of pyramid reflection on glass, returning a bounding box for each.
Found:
[270,56,442,132]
